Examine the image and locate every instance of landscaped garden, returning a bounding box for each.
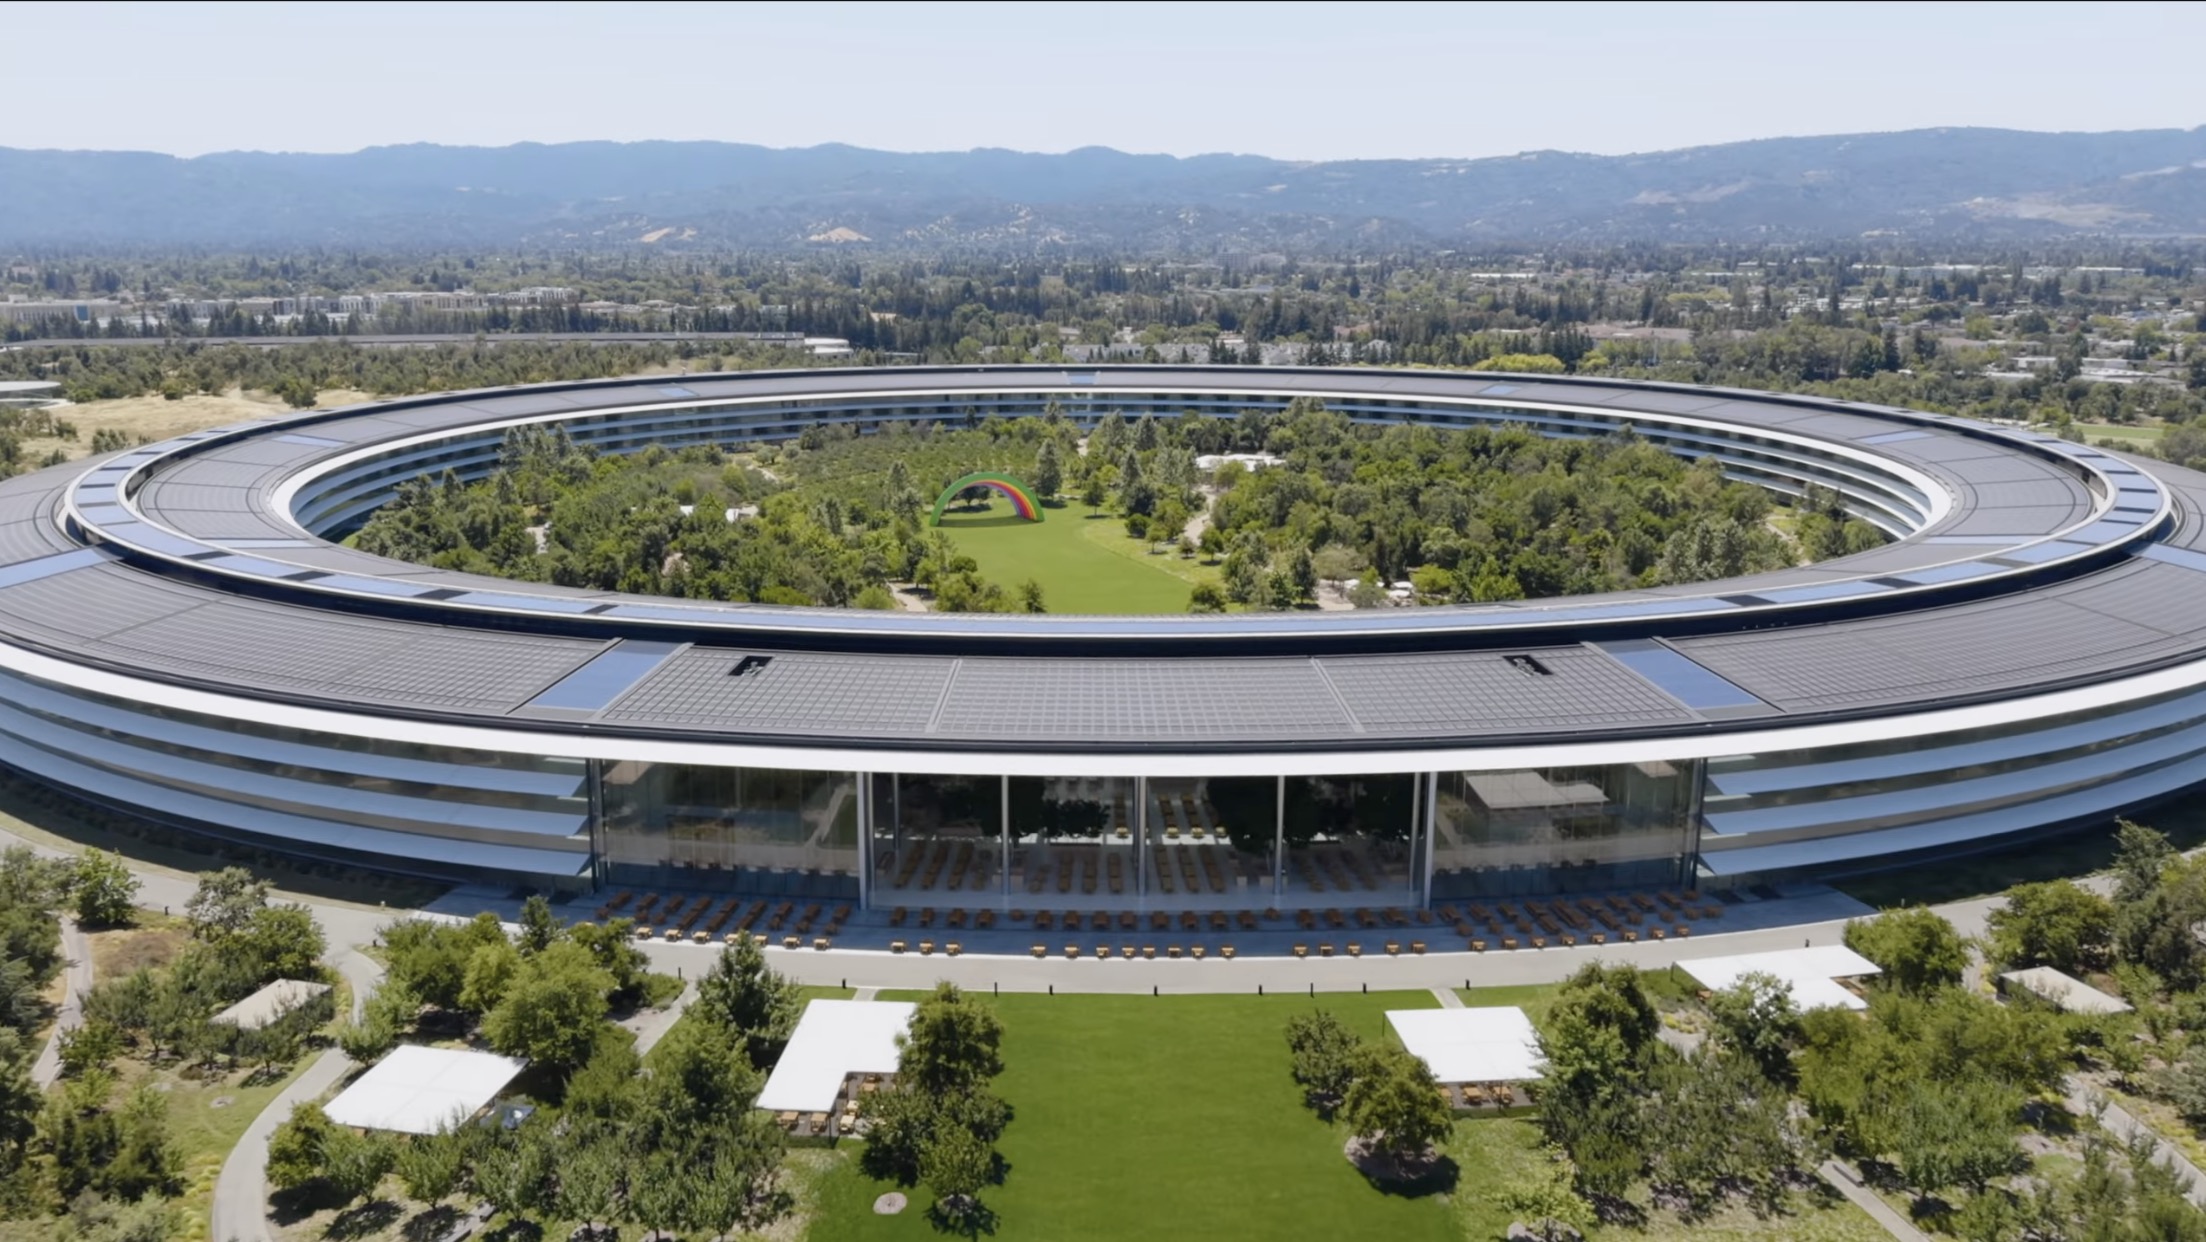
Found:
[349,398,1874,616]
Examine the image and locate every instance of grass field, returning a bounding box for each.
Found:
[806,990,1462,1242]
[799,986,1885,1241]
[937,501,1199,614]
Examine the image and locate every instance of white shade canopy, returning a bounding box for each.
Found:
[755,1000,916,1114]
[324,1045,528,1135]
[1678,945,1881,1012]
[1387,1007,1544,1083]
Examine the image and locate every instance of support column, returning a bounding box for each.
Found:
[1001,774,1012,899]
[1274,774,1287,900]
[856,773,872,910]
[1133,777,1146,899]
[1421,771,1439,908]
[1406,772,1422,907]
[1136,775,1149,903]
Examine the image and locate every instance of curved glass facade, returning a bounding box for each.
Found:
[0,656,2200,905]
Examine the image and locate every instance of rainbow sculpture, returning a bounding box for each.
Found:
[929,471,1044,524]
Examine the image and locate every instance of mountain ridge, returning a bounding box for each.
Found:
[5,126,2205,248]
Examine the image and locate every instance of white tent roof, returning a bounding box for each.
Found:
[756,1000,915,1114]
[324,1044,527,1135]
[1679,944,1881,1011]
[1387,1007,1544,1083]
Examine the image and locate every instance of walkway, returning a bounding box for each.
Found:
[210,947,385,1242]
[1817,1160,1933,1242]
[2067,1078,2206,1208]
[31,914,90,1089]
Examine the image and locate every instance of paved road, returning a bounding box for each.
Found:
[1818,1160,1933,1242]
[30,914,90,1089]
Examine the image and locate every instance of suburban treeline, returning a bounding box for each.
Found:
[355,402,1860,613]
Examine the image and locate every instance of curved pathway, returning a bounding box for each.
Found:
[210,946,383,1242]
[30,914,90,1089]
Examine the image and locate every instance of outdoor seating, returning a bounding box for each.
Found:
[1411,941,1426,955]
[782,935,800,948]
[919,940,935,955]
[890,939,906,953]
[1293,944,1308,958]
[1142,946,1156,959]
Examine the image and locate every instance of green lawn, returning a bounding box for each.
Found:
[805,990,1461,1242]
[937,501,1197,614]
[2077,421,2165,446]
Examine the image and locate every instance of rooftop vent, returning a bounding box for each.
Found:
[729,655,773,679]
[1506,654,1553,677]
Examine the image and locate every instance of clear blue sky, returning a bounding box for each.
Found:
[10,1,2203,160]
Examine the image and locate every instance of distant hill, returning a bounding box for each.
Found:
[4,128,2205,249]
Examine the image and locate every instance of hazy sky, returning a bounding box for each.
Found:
[10,1,2203,160]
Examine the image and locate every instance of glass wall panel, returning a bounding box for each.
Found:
[1432,762,1694,897]
[1279,773,1420,908]
[1009,775,1128,906]
[1150,776,1279,909]
[866,773,1000,906]
[602,762,858,899]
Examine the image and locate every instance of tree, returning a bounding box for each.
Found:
[185,868,268,940]
[1017,579,1046,614]
[919,1122,994,1224]
[694,934,801,1071]
[900,982,1004,1097]
[1032,440,1062,499]
[1491,1147,1596,1242]
[516,895,562,956]
[481,940,613,1075]
[1844,907,1969,995]
[1891,1078,2021,1201]
[2113,819,2177,905]
[318,1124,395,1207]
[1343,1045,1452,1164]
[1079,474,1106,515]
[237,903,325,984]
[1986,879,2114,973]
[1187,581,1227,613]
[266,1102,335,1191]
[69,852,137,928]
[393,1129,467,1205]
[1705,972,1802,1085]
[459,938,522,1015]
[1284,1010,1363,1116]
